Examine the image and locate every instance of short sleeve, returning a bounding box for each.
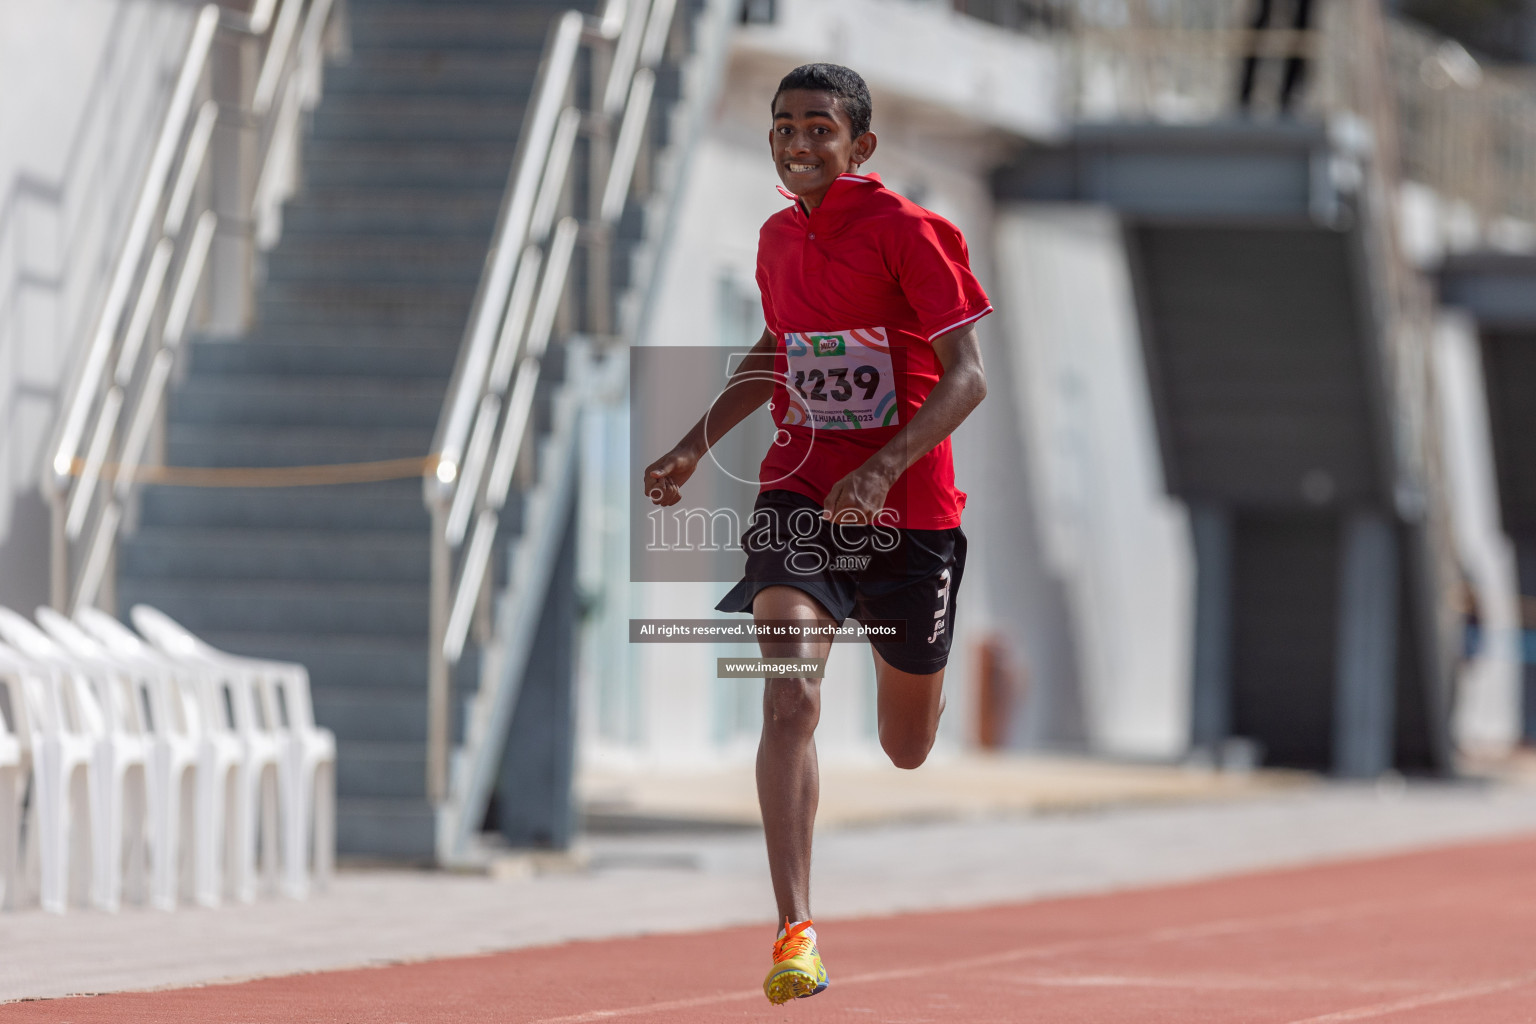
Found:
[755,261,779,336]
[892,213,993,341]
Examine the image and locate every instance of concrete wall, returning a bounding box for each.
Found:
[994,205,1194,758]
[1433,312,1522,753]
[0,0,196,614]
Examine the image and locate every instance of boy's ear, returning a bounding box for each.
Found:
[852,130,878,168]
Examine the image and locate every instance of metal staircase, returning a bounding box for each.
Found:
[110,0,725,861]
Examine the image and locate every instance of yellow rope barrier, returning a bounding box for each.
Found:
[70,455,438,488]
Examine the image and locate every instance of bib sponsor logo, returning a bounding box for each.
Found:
[813,335,845,356]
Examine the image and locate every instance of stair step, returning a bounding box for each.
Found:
[346,7,573,49]
[255,289,476,327]
[188,337,460,375]
[336,798,435,860]
[282,190,501,236]
[318,693,428,744]
[258,278,477,314]
[325,53,540,96]
[345,0,591,8]
[252,304,470,330]
[165,423,433,468]
[169,375,446,428]
[116,579,431,637]
[335,742,427,799]
[310,98,526,142]
[304,150,513,191]
[195,631,429,689]
[120,528,430,582]
[267,235,489,283]
[138,480,430,530]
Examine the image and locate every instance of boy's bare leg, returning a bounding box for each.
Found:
[753,585,835,926]
[873,647,946,770]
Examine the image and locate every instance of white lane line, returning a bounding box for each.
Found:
[529,897,1412,1024]
[997,973,1419,994]
[1281,972,1536,1023]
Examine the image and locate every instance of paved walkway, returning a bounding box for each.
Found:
[576,752,1309,829]
[1,776,1534,1004]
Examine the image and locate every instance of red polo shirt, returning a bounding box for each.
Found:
[754,172,992,529]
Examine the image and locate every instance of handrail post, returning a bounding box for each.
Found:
[48,498,68,613]
[427,501,452,803]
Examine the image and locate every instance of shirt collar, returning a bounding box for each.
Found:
[775,172,883,225]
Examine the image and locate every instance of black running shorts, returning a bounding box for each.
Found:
[715,489,967,675]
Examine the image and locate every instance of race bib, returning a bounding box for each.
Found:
[781,327,899,430]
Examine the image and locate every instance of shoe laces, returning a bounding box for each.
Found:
[772,919,816,964]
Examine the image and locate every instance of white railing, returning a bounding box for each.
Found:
[422,0,681,809]
[41,0,346,616]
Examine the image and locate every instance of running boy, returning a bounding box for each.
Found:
[642,63,990,1005]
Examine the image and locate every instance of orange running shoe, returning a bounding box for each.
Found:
[763,919,829,1004]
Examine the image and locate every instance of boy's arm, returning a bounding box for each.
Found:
[821,322,987,522]
[644,326,779,506]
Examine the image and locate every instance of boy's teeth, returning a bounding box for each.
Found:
[789,164,815,172]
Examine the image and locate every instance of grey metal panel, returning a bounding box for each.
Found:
[1131,224,1379,508]
[491,498,579,849]
[1188,503,1233,754]
[1477,329,1536,534]
[1229,512,1340,770]
[995,120,1329,220]
[1439,253,1536,329]
[1393,520,1455,775]
[1332,512,1398,778]
[1081,151,1314,218]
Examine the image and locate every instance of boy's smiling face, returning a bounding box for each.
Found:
[770,88,877,211]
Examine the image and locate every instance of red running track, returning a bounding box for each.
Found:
[8,834,1536,1023]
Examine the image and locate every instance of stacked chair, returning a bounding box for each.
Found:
[0,605,335,913]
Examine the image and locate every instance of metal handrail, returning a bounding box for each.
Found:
[42,0,346,615]
[422,0,677,805]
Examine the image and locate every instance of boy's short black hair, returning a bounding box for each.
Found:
[772,63,872,138]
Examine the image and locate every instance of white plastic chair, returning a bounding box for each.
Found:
[130,606,287,903]
[0,642,37,910]
[0,608,152,912]
[76,607,235,908]
[0,618,104,914]
[41,608,202,911]
[252,658,335,898]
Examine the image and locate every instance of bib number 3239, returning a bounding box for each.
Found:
[782,327,898,430]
